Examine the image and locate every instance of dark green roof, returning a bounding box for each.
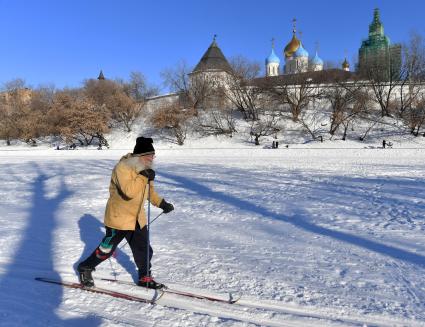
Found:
[192,39,232,73]
[360,8,391,53]
[97,70,105,80]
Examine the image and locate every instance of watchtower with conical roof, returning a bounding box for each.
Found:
[191,35,232,75]
[97,70,105,80]
[190,35,233,90]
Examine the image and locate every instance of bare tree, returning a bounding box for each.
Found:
[298,104,328,141]
[14,87,55,144]
[359,50,403,117]
[357,94,385,141]
[341,88,372,140]
[83,78,140,132]
[0,96,18,145]
[323,76,370,140]
[223,56,263,120]
[325,86,353,137]
[49,90,110,146]
[161,61,217,113]
[31,84,55,110]
[0,80,35,144]
[196,107,237,136]
[2,78,27,92]
[121,71,159,101]
[150,100,195,145]
[160,61,237,136]
[194,87,237,136]
[287,80,320,122]
[45,89,78,139]
[84,78,118,107]
[403,31,425,81]
[397,31,425,119]
[107,91,141,132]
[267,74,321,122]
[249,106,280,145]
[23,85,56,139]
[161,60,191,94]
[403,94,425,136]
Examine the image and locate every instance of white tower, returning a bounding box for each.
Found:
[265,38,280,77]
[292,42,309,73]
[310,51,324,71]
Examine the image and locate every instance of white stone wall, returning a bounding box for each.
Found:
[285,57,309,74]
[311,64,324,72]
[144,93,180,114]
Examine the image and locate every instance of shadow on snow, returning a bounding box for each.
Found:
[0,166,102,326]
[159,170,425,269]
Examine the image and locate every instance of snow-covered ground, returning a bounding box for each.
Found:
[0,139,424,326]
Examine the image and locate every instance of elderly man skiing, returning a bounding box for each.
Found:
[77,137,174,289]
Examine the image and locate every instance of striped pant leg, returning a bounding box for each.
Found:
[78,227,127,270]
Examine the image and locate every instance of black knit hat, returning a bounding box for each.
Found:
[133,137,155,156]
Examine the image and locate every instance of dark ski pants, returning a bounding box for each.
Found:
[78,223,153,278]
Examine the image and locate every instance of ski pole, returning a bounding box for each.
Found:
[149,212,164,226]
[146,181,151,278]
[118,213,163,252]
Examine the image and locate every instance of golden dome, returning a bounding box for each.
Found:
[284,34,300,58]
[342,58,350,68]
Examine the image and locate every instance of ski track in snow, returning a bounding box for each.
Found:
[0,148,424,326]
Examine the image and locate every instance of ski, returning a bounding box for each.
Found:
[99,277,241,304]
[35,277,163,304]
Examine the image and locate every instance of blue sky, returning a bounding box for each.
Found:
[1,0,424,91]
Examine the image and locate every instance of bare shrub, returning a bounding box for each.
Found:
[83,79,140,132]
[49,90,110,146]
[150,101,195,145]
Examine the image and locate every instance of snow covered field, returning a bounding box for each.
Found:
[0,143,424,326]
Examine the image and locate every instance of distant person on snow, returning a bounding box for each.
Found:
[77,137,174,289]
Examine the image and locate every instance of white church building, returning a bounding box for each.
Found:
[266,20,325,76]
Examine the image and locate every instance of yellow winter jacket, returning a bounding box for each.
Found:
[104,154,163,230]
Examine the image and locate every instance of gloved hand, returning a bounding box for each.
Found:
[139,169,155,181]
[159,199,174,213]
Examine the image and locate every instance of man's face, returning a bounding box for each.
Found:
[139,154,155,168]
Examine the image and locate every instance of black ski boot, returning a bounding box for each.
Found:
[138,276,165,289]
[77,265,95,288]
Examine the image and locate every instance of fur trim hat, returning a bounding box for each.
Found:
[133,137,155,156]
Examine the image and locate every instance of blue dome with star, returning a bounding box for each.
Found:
[311,52,324,65]
[293,43,309,58]
[265,48,280,64]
